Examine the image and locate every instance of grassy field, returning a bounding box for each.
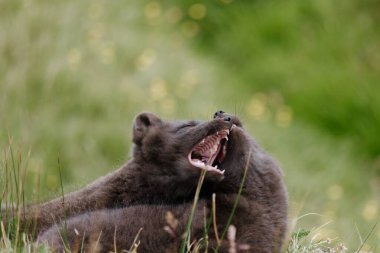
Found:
[1,0,379,251]
[167,0,380,161]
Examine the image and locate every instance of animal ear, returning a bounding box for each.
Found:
[132,112,162,145]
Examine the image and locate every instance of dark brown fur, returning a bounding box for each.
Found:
[2,111,288,253]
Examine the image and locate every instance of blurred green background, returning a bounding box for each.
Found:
[0,0,379,250]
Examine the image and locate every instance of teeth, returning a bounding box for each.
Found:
[189,127,231,175]
[190,160,225,175]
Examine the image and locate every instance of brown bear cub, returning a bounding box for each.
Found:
[2,111,288,253]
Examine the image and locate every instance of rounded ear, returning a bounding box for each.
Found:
[132,112,162,145]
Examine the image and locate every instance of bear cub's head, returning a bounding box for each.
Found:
[132,111,252,185]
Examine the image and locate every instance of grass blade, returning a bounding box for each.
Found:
[179,169,207,253]
[214,150,251,252]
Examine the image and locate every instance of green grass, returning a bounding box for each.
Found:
[164,0,380,162]
[1,0,379,251]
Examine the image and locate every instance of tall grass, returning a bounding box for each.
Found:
[1,142,34,251]
[180,169,206,253]
[1,140,29,249]
[180,151,250,253]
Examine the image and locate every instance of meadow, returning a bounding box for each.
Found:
[1,0,379,251]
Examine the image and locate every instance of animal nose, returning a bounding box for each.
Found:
[214,110,232,122]
[223,116,231,122]
[213,110,225,119]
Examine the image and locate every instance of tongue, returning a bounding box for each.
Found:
[188,129,230,177]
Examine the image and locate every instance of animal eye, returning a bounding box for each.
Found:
[177,121,198,130]
[181,124,195,129]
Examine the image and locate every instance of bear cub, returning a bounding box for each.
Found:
[2,111,288,253]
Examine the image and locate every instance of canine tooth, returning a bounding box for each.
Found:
[220,170,225,174]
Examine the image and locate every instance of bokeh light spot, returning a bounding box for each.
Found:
[165,6,183,24]
[88,2,103,20]
[67,49,82,69]
[247,93,270,122]
[136,49,156,70]
[362,200,378,221]
[181,69,199,86]
[276,106,293,127]
[188,4,207,20]
[176,70,199,99]
[100,43,115,65]
[326,185,344,200]
[181,21,199,37]
[149,78,167,100]
[144,2,162,19]
[87,22,106,43]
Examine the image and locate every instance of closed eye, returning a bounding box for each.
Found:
[172,120,199,132]
[181,121,198,128]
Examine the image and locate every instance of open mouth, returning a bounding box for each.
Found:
[188,128,230,175]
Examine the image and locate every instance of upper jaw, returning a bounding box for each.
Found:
[188,124,236,176]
